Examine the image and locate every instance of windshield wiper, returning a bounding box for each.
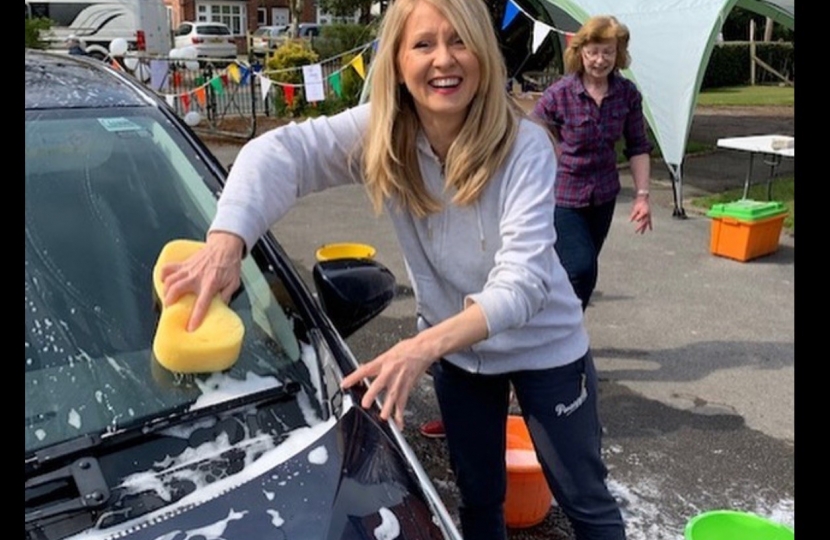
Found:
[26,381,302,472]
[25,456,110,524]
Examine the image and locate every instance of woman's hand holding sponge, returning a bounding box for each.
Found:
[153,235,246,373]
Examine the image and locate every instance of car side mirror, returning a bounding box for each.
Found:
[312,258,396,339]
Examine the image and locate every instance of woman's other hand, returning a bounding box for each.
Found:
[340,304,487,429]
[341,336,437,429]
[159,231,245,331]
[630,196,652,234]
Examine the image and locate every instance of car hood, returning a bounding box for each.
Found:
[61,405,447,540]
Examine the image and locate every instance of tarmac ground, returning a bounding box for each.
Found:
[203,105,794,540]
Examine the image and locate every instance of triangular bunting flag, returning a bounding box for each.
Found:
[532,20,553,53]
[240,67,250,85]
[228,63,240,83]
[195,87,207,107]
[328,72,342,98]
[259,76,272,103]
[283,84,295,107]
[210,77,224,96]
[172,71,183,88]
[350,55,365,80]
[501,0,519,30]
[181,94,190,110]
[165,95,175,108]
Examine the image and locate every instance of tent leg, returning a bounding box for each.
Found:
[667,163,687,219]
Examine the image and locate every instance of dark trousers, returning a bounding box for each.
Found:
[431,352,626,540]
[554,200,617,310]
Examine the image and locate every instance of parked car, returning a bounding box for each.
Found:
[250,23,321,57]
[250,24,288,57]
[24,49,461,540]
[173,21,238,60]
[289,22,322,38]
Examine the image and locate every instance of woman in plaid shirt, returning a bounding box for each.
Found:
[532,15,653,310]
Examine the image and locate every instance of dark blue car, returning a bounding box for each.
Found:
[24,49,462,540]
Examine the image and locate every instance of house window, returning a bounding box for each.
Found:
[257,7,266,26]
[195,2,246,35]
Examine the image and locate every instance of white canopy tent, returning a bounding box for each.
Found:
[533,0,794,216]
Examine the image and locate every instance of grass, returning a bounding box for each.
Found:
[689,177,794,233]
[690,86,794,233]
[696,85,795,107]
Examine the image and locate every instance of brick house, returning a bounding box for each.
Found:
[164,0,318,53]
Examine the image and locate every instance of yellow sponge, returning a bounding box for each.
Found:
[152,239,245,373]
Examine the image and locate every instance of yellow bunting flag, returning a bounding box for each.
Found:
[350,55,365,80]
[195,87,207,107]
[227,63,241,84]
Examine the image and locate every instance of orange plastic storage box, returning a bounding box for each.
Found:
[706,199,788,262]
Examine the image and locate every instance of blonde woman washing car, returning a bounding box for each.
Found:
[160,0,626,538]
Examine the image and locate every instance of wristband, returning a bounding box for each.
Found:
[636,189,650,197]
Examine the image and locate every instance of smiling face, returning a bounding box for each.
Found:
[580,38,618,82]
[396,1,480,131]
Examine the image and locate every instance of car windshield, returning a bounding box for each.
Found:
[198,24,230,36]
[25,106,323,456]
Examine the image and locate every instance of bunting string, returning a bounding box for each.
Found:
[135,39,378,111]
[501,0,575,53]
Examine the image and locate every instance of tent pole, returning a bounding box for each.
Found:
[667,162,687,219]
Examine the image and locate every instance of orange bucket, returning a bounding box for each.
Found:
[504,415,553,528]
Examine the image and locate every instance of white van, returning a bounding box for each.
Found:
[25,0,171,59]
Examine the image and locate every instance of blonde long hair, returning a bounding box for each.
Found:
[363,0,519,218]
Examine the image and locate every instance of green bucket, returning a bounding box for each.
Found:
[685,510,794,540]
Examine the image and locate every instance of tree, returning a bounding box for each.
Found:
[317,0,375,24]
[25,17,53,49]
[288,0,303,37]
[721,7,793,42]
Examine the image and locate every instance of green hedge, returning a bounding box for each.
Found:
[702,41,794,89]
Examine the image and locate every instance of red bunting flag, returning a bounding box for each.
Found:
[180,94,190,110]
[283,84,295,107]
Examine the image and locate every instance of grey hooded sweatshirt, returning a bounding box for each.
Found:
[211,103,588,374]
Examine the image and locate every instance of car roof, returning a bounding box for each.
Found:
[25,49,154,110]
[181,21,230,28]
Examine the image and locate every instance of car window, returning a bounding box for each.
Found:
[174,23,191,36]
[198,24,231,36]
[253,27,269,37]
[25,107,316,456]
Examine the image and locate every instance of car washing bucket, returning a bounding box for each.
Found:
[684,510,794,540]
[315,242,376,262]
[504,415,553,528]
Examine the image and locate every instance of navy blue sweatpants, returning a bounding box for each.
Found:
[431,351,626,540]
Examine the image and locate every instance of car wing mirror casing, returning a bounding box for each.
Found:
[312,258,396,339]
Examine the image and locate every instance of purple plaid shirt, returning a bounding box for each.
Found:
[531,71,653,208]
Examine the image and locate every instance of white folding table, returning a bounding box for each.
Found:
[716,135,794,200]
